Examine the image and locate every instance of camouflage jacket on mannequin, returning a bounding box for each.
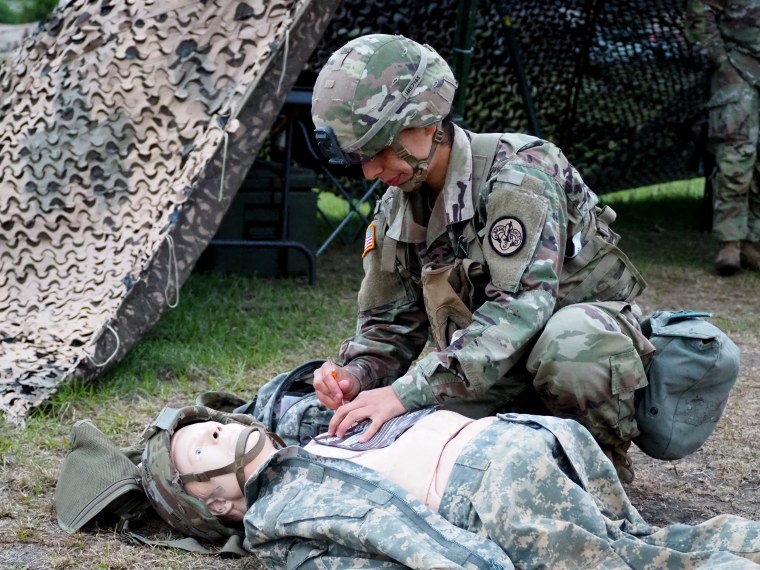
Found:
[242,413,760,569]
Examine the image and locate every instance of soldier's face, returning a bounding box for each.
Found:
[361,126,436,191]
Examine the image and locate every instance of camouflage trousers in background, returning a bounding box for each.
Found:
[440,414,760,569]
[708,61,760,243]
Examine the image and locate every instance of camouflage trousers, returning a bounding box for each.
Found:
[439,414,760,569]
[708,61,760,242]
[527,301,655,449]
[442,301,655,450]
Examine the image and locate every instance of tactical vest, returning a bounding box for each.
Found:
[381,132,647,350]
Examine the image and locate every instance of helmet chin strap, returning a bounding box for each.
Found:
[178,424,272,494]
[390,125,445,192]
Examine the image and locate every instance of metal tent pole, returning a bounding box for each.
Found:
[452,0,479,126]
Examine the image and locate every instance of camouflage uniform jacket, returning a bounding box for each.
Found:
[685,0,760,85]
[242,434,515,569]
[340,124,645,411]
[242,413,760,569]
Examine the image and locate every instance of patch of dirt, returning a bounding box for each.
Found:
[628,262,760,526]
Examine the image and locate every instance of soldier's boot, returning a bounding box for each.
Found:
[715,241,742,276]
[603,440,635,484]
[740,241,760,271]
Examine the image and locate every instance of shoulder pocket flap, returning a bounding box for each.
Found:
[287,541,328,568]
[454,455,490,471]
[610,348,648,395]
[495,171,546,196]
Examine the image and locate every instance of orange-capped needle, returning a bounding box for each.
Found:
[326,358,346,406]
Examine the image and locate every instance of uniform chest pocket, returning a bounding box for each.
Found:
[278,485,390,524]
[358,214,417,312]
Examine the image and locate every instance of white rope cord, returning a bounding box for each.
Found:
[165,234,180,308]
[87,324,121,368]
[276,27,290,95]
[218,130,229,201]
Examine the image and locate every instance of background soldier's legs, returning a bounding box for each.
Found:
[711,80,759,244]
[742,133,760,269]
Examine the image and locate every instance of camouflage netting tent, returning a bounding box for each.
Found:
[1,0,708,420]
[0,0,338,421]
[303,0,708,194]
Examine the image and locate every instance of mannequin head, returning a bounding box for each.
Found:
[170,420,277,522]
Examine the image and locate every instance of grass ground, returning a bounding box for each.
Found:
[1,178,759,569]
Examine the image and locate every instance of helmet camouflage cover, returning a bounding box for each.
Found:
[311,34,457,159]
[140,405,269,543]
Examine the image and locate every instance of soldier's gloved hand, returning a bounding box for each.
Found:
[314,361,360,410]
[327,386,407,442]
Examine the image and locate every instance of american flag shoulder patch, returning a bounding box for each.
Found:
[362,223,376,257]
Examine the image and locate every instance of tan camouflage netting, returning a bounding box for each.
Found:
[0,0,338,421]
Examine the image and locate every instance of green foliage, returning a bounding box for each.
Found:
[0,0,57,23]
[18,0,57,22]
[600,178,706,233]
[599,178,710,269]
[0,0,19,23]
[316,186,375,246]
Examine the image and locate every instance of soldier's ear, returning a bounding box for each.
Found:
[206,497,232,517]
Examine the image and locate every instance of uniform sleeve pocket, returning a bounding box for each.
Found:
[610,348,648,395]
[482,183,548,291]
[357,214,417,311]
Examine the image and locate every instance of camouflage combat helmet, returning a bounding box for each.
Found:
[312,34,457,190]
[140,405,280,543]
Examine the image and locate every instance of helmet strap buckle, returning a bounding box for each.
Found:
[395,124,444,192]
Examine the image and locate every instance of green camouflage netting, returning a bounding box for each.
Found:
[0,0,709,420]
[0,0,338,421]
[305,0,709,194]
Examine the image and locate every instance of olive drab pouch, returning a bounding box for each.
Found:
[421,258,486,350]
[55,420,152,534]
[558,205,647,309]
[231,359,335,446]
[634,311,740,460]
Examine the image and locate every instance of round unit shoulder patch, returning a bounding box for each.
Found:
[488,216,526,257]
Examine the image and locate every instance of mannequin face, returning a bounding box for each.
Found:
[361,125,437,190]
[171,421,255,500]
